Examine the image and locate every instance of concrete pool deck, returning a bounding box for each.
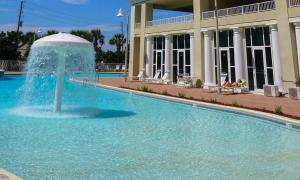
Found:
[94,78,300,120]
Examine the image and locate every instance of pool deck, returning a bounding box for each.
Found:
[95,78,300,120]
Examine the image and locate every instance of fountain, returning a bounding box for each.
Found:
[20,33,96,115]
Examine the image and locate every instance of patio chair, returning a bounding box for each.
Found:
[131,70,145,81]
[222,74,248,93]
[146,70,161,83]
[121,65,126,71]
[154,72,172,84]
[177,74,193,88]
[115,65,120,72]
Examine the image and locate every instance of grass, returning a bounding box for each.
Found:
[178,92,186,98]
[274,106,283,114]
[232,101,240,107]
[137,85,152,93]
[210,98,217,103]
[189,96,194,100]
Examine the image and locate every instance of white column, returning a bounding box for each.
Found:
[294,22,300,77]
[233,28,245,81]
[270,24,283,91]
[204,31,214,88]
[190,32,195,78]
[165,34,171,79]
[145,36,153,78]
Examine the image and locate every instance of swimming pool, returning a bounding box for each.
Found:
[1,75,300,179]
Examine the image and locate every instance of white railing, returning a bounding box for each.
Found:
[202,1,275,20]
[135,23,141,29]
[146,14,193,27]
[289,0,300,7]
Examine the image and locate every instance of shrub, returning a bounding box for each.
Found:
[232,101,240,107]
[274,106,283,114]
[162,90,169,96]
[210,98,217,103]
[178,92,186,98]
[138,85,152,93]
[195,79,203,88]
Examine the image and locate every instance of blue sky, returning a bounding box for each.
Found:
[0,0,186,50]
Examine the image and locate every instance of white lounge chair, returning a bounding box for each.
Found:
[155,72,171,84]
[121,65,126,71]
[147,70,161,83]
[131,70,144,81]
[115,65,120,71]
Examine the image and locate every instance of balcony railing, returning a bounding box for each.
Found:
[289,0,300,7]
[202,1,275,20]
[146,14,193,27]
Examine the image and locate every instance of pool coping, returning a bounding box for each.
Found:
[71,79,300,129]
[0,168,22,180]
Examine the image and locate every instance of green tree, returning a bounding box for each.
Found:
[45,30,59,36]
[109,34,126,53]
[91,29,104,51]
[70,30,93,42]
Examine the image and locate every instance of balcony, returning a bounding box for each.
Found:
[202,1,275,20]
[289,0,300,7]
[145,14,193,27]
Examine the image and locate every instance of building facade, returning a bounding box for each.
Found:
[128,0,300,92]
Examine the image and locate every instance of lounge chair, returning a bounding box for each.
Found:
[115,65,120,72]
[131,70,144,81]
[121,65,126,71]
[222,74,248,93]
[146,70,161,83]
[154,72,171,84]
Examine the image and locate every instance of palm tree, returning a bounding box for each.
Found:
[109,34,126,53]
[45,30,58,36]
[70,30,93,42]
[91,29,104,51]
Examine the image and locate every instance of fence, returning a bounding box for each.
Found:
[289,0,300,7]
[146,14,193,27]
[202,1,275,20]
[0,60,25,71]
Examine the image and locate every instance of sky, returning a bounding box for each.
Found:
[0,0,187,51]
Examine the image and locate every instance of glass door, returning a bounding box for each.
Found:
[251,48,271,91]
[153,50,163,78]
[218,49,233,83]
[254,49,265,90]
[178,50,185,76]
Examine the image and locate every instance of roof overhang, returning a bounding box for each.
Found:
[128,0,193,12]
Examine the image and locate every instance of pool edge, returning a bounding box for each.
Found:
[71,79,300,129]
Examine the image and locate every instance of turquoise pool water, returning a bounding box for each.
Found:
[0,75,300,179]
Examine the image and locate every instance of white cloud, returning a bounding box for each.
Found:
[0,23,120,33]
[62,0,89,5]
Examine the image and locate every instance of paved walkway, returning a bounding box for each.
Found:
[97,78,300,120]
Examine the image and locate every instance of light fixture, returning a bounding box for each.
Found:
[117,8,124,17]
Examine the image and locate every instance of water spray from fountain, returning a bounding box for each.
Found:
[20,33,96,114]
